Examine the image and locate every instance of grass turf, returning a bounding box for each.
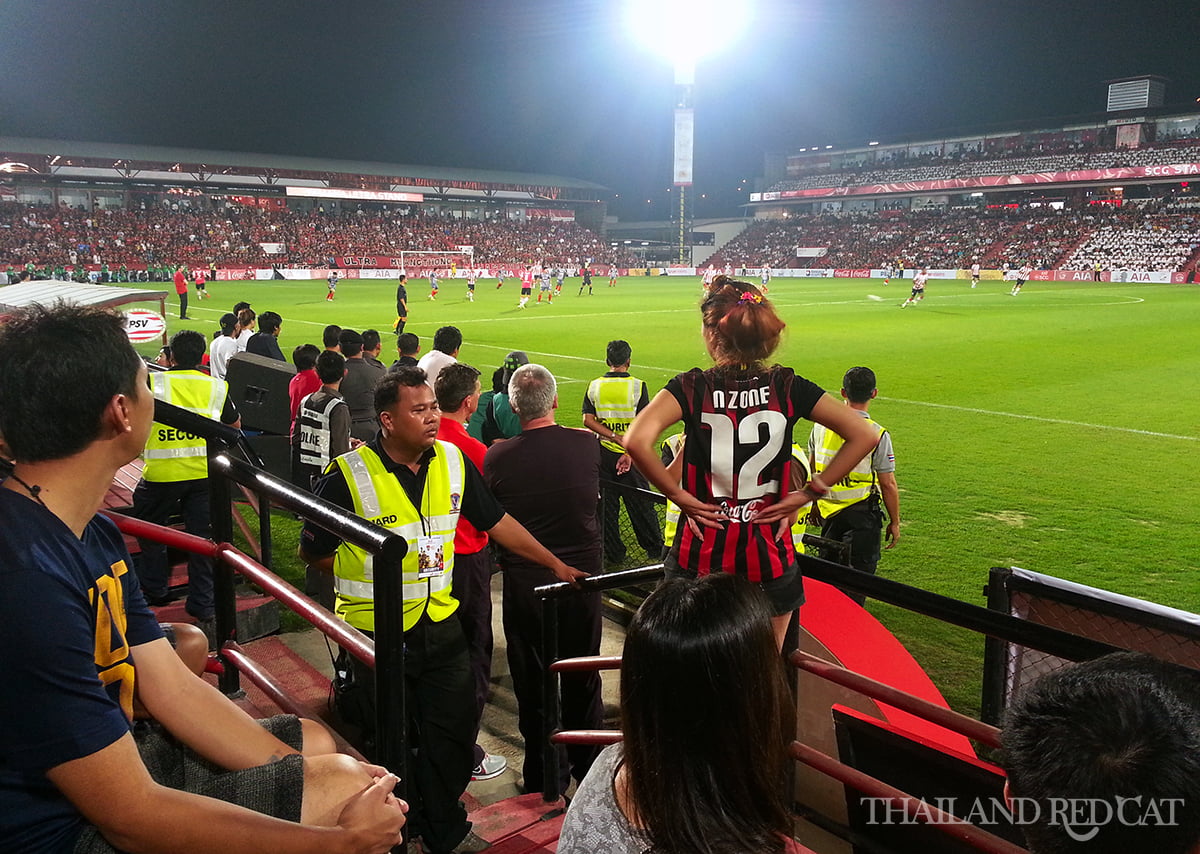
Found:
[147,273,1200,715]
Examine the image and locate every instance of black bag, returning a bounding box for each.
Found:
[331,647,376,752]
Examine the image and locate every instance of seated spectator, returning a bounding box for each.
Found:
[246,310,286,361]
[288,343,323,431]
[209,312,239,381]
[1002,651,1200,853]
[234,307,256,353]
[466,365,505,443]
[558,573,798,854]
[390,332,420,370]
[480,351,528,445]
[323,323,342,352]
[416,325,462,390]
[0,304,405,854]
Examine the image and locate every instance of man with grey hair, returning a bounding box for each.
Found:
[483,364,604,794]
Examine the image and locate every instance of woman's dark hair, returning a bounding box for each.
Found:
[0,304,142,462]
[700,276,785,367]
[620,574,796,853]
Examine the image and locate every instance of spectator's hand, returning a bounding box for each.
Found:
[553,562,589,588]
[337,772,407,854]
[358,762,392,779]
[885,520,901,549]
[350,437,365,450]
[671,489,725,530]
[615,453,632,475]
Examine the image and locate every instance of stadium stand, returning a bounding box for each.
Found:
[770,134,1200,194]
[705,205,1200,271]
[0,202,638,271]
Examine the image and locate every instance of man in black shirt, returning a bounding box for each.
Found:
[245,311,285,361]
[484,363,603,794]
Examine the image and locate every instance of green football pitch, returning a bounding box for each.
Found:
[150,273,1200,714]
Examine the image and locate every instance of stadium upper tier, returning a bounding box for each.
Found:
[767,141,1200,194]
[0,203,638,269]
[705,203,1200,272]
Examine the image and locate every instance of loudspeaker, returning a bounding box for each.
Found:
[226,352,295,435]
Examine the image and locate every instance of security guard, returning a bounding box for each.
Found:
[807,366,900,604]
[583,339,663,565]
[788,443,813,556]
[299,366,584,854]
[659,432,685,559]
[131,329,240,624]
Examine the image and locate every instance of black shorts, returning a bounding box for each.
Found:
[467,282,475,290]
[521,286,532,295]
[1016,279,1026,286]
[73,715,304,853]
[911,286,924,296]
[662,551,805,615]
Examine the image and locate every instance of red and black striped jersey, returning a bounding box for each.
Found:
[665,365,824,581]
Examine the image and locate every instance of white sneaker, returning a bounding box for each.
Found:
[471,752,507,781]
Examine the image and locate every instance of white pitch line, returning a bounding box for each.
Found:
[882,396,1198,442]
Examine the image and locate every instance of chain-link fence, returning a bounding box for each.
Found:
[981,566,1200,724]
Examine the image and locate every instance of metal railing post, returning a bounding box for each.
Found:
[541,593,562,803]
[257,487,273,570]
[208,441,240,696]
[372,536,410,802]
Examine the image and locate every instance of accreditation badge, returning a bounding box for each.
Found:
[416,535,445,579]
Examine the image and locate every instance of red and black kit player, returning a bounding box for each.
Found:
[625,277,880,646]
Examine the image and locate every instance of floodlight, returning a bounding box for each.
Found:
[625,0,752,76]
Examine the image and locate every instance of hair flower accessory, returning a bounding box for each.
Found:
[738,291,763,305]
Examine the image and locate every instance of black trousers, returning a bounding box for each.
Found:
[600,446,663,563]
[502,564,602,793]
[178,290,188,318]
[452,548,496,764]
[352,616,474,854]
[818,496,884,606]
[130,478,214,619]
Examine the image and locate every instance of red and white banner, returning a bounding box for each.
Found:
[834,268,871,278]
[769,163,1200,200]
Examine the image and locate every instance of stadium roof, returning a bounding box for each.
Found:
[0,136,609,194]
[0,280,168,314]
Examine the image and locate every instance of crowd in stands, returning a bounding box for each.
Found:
[0,201,637,272]
[770,138,1200,193]
[706,204,1200,272]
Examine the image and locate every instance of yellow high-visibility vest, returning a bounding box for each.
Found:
[811,416,886,520]
[661,433,684,549]
[331,441,464,632]
[789,443,813,554]
[143,370,227,482]
[587,375,643,453]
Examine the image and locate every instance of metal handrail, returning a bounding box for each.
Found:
[789,650,1002,749]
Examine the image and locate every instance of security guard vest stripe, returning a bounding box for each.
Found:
[661,433,684,548]
[811,417,886,520]
[332,441,464,632]
[788,443,813,554]
[143,370,227,482]
[587,375,643,453]
[298,393,345,469]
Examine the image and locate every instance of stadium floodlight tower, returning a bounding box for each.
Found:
[626,0,750,265]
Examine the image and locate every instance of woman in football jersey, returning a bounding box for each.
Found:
[625,276,879,646]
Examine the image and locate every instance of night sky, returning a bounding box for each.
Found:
[2,0,1198,219]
